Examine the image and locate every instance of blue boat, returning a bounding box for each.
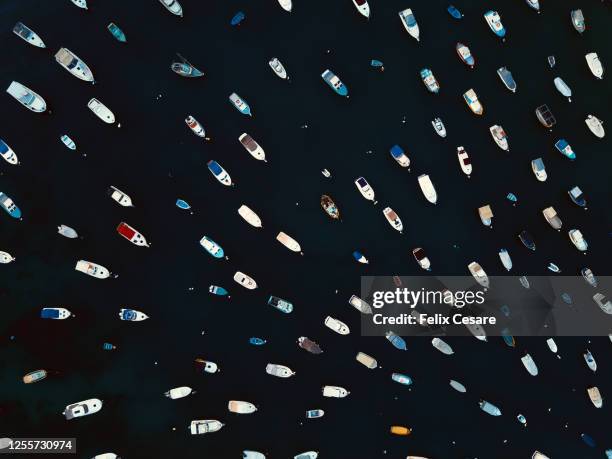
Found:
[385,331,407,350]
[568,186,586,208]
[370,59,384,70]
[501,330,516,348]
[209,285,228,296]
[389,144,410,167]
[199,236,225,259]
[176,199,191,210]
[229,92,252,116]
[0,192,21,219]
[447,5,463,19]
[555,139,576,160]
[500,305,511,317]
[581,433,596,448]
[352,251,368,263]
[231,11,245,26]
[249,337,266,345]
[103,342,116,350]
[107,22,126,42]
[506,192,517,204]
[40,308,71,319]
[561,293,573,305]
[484,10,506,38]
[321,69,348,97]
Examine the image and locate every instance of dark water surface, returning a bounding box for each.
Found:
[1,0,611,457]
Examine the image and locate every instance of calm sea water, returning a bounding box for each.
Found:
[1,0,610,458]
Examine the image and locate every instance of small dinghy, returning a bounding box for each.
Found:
[238,205,262,228]
[60,135,76,150]
[13,22,46,48]
[352,251,369,264]
[171,54,203,77]
[447,5,463,19]
[548,56,556,68]
[450,379,466,392]
[23,369,47,384]
[58,225,78,239]
[553,77,572,102]
[230,11,246,26]
[321,194,340,220]
[383,207,403,233]
[457,146,471,177]
[207,160,233,186]
[107,23,126,43]
[269,57,289,80]
[432,117,446,137]
[276,231,303,254]
[108,186,133,207]
[165,386,193,400]
[370,59,384,71]
[585,53,603,79]
[87,98,115,124]
[249,337,265,345]
[585,115,605,139]
[229,92,252,116]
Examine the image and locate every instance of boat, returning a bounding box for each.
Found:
[108,186,133,207]
[0,140,18,165]
[265,363,295,378]
[228,400,257,414]
[239,133,266,161]
[390,426,411,436]
[13,22,46,48]
[463,89,483,115]
[450,379,466,393]
[207,160,233,186]
[583,350,596,372]
[176,199,192,212]
[519,230,536,250]
[0,251,15,264]
[352,249,368,263]
[119,308,149,321]
[594,293,612,314]
[548,56,556,68]
[517,414,528,426]
[269,57,288,80]
[568,186,586,208]
[23,369,47,384]
[533,452,551,459]
[234,271,257,290]
[107,23,126,42]
[585,53,603,79]
[171,54,203,77]
[238,205,262,228]
[0,192,21,219]
[420,68,440,93]
[383,207,403,233]
[322,385,349,398]
[268,295,293,313]
[349,295,372,314]
[456,147,471,177]
[352,0,370,19]
[553,77,572,102]
[535,105,556,129]
[531,158,547,182]
[199,236,225,259]
[581,434,596,448]
[209,285,228,296]
[58,225,78,238]
[569,229,588,252]
[278,0,292,12]
[417,174,437,204]
[389,144,410,168]
[354,177,377,204]
[431,337,453,355]
[506,193,518,205]
[231,12,246,26]
[521,354,538,376]
[554,139,575,160]
[194,358,219,373]
[519,276,530,289]
[561,293,573,305]
[479,400,501,416]
[503,330,516,346]
[6,81,46,112]
[87,98,115,124]
[250,337,266,346]
[391,373,412,385]
[547,263,561,273]
[498,249,512,271]
[321,69,348,97]
[276,232,302,254]
[54,48,94,83]
[412,248,431,271]
[542,207,562,230]
[61,135,76,150]
[165,386,193,400]
[525,0,540,13]
[385,331,407,350]
[546,338,558,353]
[185,116,206,138]
[229,93,252,116]
[159,0,183,17]
[398,8,420,42]
[468,262,489,289]
[40,308,72,319]
[320,195,340,220]
[370,59,384,70]
[581,268,597,287]
[298,337,323,354]
[466,322,487,341]
[571,10,585,33]
[587,387,602,408]
[484,11,506,39]
[478,205,493,228]
[189,420,224,435]
[432,118,446,137]
[63,399,102,420]
[356,352,377,369]
[497,67,516,92]
[117,222,150,247]
[456,43,475,68]
[75,260,110,279]
[324,316,350,335]
[585,115,605,138]
[71,0,87,9]
[447,5,463,19]
[489,125,508,150]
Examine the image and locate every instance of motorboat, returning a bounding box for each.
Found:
[418,174,437,204]
[535,105,556,129]
[269,58,288,80]
[108,186,133,207]
[117,222,150,247]
[119,308,148,321]
[71,0,87,9]
[370,59,384,71]
[165,386,193,400]
[447,5,463,19]
[497,67,516,92]
[432,337,453,355]
[353,250,369,264]
[382,207,403,233]
[171,54,203,77]
[207,160,233,186]
[585,53,603,79]
[463,89,483,115]
[519,230,536,251]
[468,262,489,289]
[356,352,377,369]
[278,0,292,12]
[581,268,597,287]
[194,358,219,373]
[498,249,512,271]
[587,387,602,408]
[593,293,612,314]
[40,308,72,319]
[450,380,466,393]
[533,452,551,459]
[392,373,412,386]
[571,10,585,33]
[583,350,597,372]
[199,236,225,259]
[324,316,350,335]
[568,229,588,252]
[521,354,538,376]
[54,48,94,83]
[525,0,540,13]
[457,147,471,177]
[489,125,508,150]
[58,225,78,238]
[531,158,547,182]
[13,22,46,48]
[352,0,370,19]
[0,192,21,219]
[585,115,605,138]
[321,195,340,220]
[555,139,575,160]
[548,263,561,273]
[61,135,76,150]
[0,251,15,264]
[484,10,506,39]
[185,116,207,138]
[228,400,257,414]
[23,369,47,384]
[276,231,302,254]
[266,363,295,378]
[553,77,572,102]
[229,93,252,116]
[542,207,562,230]
[322,385,349,398]
[6,81,46,112]
[239,133,267,161]
[159,0,183,17]
[479,400,501,416]
[520,276,530,289]
[209,285,228,296]
[298,337,323,354]
[420,68,440,93]
[243,452,266,459]
[75,260,110,279]
[63,399,102,420]
[234,271,257,289]
[517,414,528,426]
[238,205,262,228]
[349,295,372,314]
[432,118,446,137]
[390,426,411,436]
[546,338,558,353]
[87,98,115,124]
[568,186,586,208]
[456,43,475,68]
[189,420,224,435]
[398,8,420,41]
[385,331,407,350]
[354,177,377,204]
[478,205,493,228]
[412,247,431,270]
[321,169,331,178]
[0,140,18,165]
[321,69,348,97]
[107,23,126,42]
[389,144,410,168]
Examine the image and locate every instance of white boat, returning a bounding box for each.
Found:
[207,160,233,186]
[463,88,483,115]
[61,135,76,150]
[348,295,372,314]
[498,249,512,271]
[0,139,19,165]
[483,10,506,40]
[389,144,410,168]
[585,53,604,79]
[587,387,602,408]
[449,379,467,393]
[239,133,266,162]
[0,251,15,264]
[189,420,224,435]
[118,308,148,321]
[294,452,318,459]
[554,77,572,102]
[195,358,219,373]
[525,0,540,13]
[238,205,262,228]
[75,260,110,279]
[13,22,46,48]
[417,174,437,204]
[6,81,46,112]
[108,186,134,207]
[159,0,183,17]
[382,207,403,233]
[324,316,350,335]
[185,115,206,138]
[478,205,493,228]
[546,338,558,353]
[457,147,471,177]
[269,57,288,80]
[542,207,562,231]
[71,0,88,9]
[228,400,257,414]
[58,225,78,239]
[583,350,597,372]
[165,386,193,400]
[54,48,94,83]
[352,0,370,19]
[531,158,547,182]
[265,363,295,378]
[233,271,257,289]
[569,229,588,252]
[87,98,115,124]
[468,262,489,289]
[412,247,431,271]
[521,353,538,376]
[117,222,150,247]
[432,117,446,137]
[243,451,266,459]
[398,8,420,42]
[322,385,349,398]
[532,452,551,459]
[585,115,605,138]
[277,0,292,12]
[356,352,377,369]
[431,337,453,355]
[63,398,102,419]
[92,454,118,459]
[276,231,302,254]
[489,125,508,150]
[354,177,376,204]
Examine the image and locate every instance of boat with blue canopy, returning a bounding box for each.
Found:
[352,251,368,264]
[107,23,126,42]
[568,186,586,208]
[555,139,575,160]
[447,5,462,19]
[0,192,21,219]
[385,331,407,350]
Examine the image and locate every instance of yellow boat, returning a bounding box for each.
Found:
[390,425,412,436]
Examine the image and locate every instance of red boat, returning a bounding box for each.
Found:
[116,222,150,247]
